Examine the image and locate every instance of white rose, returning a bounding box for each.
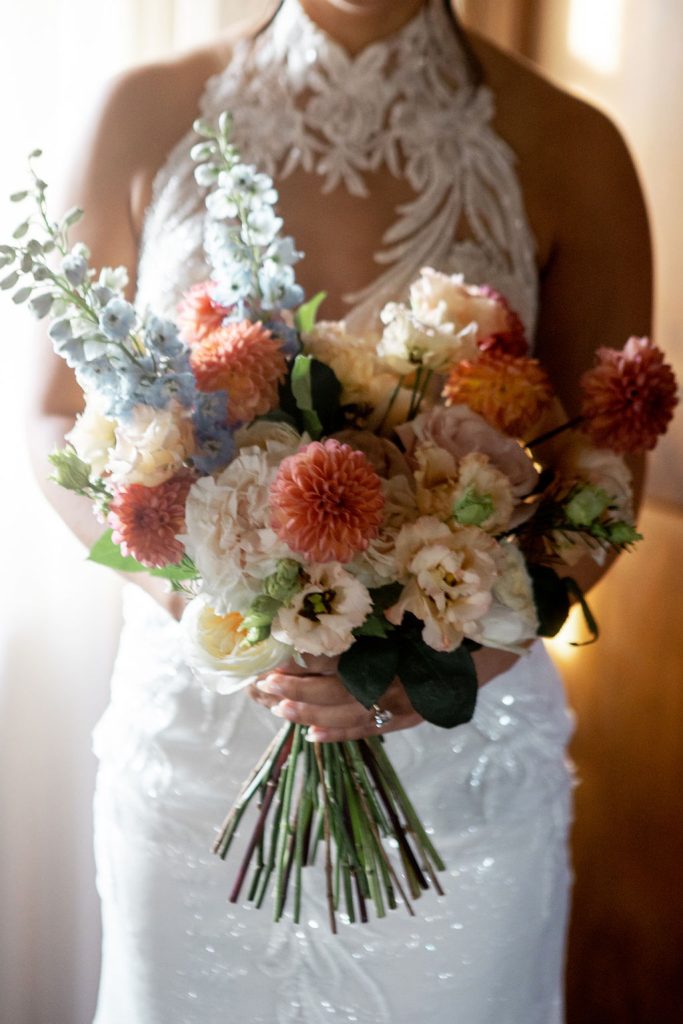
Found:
[66,391,116,478]
[182,596,290,694]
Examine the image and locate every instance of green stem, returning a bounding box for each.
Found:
[314,742,337,935]
[273,724,304,921]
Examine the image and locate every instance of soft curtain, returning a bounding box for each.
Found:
[0,4,268,1023]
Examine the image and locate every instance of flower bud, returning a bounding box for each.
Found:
[263,559,303,603]
[48,447,92,492]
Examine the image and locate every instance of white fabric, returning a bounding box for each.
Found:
[93,3,574,1022]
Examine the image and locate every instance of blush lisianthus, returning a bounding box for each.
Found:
[386,517,499,652]
[182,596,290,693]
[349,473,419,588]
[272,563,373,657]
[177,280,232,344]
[377,301,478,374]
[190,319,287,425]
[413,442,516,531]
[442,352,554,437]
[107,401,195,488]
[269,439,385,563]
[579,336,678,453]
[108,473,192,567]
[409,268,520,345]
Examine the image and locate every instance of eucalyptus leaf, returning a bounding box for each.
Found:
[63,207,84,228]
[12,286,33,304]
[398,637,477,728]
[9,190,28,203]
[338,637,399,707]
[0,245,16,256]
[12,221,29,240]
[28,148,43,159]
[0,271,19,290]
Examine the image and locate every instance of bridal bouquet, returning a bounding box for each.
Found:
[2,115,677,931]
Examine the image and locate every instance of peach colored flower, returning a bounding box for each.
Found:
[397,404,539,500]
[409,268,517,344]
[350,473,419,588]
[412,443,515,532]
[272,563,372,657]
[386,517,499,652]
[269,439,385,563]
[176,280,231,344]
[108,473,192,567]
[107,401,195,487]
[190,320,287,425]
[580,336,678,453]
[475,287,528,357]
[443,352,554,437]
[332,430,413,481]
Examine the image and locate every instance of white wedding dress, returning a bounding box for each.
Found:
[92,2,574,1022]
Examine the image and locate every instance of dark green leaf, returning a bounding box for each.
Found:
[294,291,327,334]
[308,357,343,434]
[398,636,478,728]
[564,577,600,646]
[338,637,399,707]
[528,563,570,637]
[369,581,403,613]
[353,615,391,639]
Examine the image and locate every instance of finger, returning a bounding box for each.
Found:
[256,673,356,706]
[247,682,281,711]
[305,711,424,744]
[269,698,372,730]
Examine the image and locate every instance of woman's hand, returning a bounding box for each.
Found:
[249,655,423,743]
[248,645,526,742]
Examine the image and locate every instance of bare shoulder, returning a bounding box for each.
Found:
[469,34,648,261]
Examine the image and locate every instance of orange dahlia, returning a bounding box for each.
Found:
[190,320,287,426]
[177,281,232,344]
[269,439,385,563]
[580,337,678,453]
[442,352,554,437]
[108,474,193,567]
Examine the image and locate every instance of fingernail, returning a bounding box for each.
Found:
[257,678,284,697]
[270,702,292,719]
[305,728,328,742]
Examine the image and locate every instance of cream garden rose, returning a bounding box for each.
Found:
[409,267,513,342]
[183,596,290,693]
[474,541,539,653]
[66,390,116,477]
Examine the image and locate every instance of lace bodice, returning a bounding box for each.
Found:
[136,0,538,336]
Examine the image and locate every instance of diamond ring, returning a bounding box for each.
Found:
[370,704,393,729]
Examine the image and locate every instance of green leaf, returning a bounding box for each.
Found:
[353,615,391,639]
[12,221,29,240]
[9,190,28,203]
[290,354,323,438]
[564,577,600,646]
[338,637,399,707]
[88,530,198,580]
[528,564,570,638]
[294,291,327,334]
[28,148,43,159]
[0,270,19,290]
[62,206,84,228]
[308,356,343,433]
[369,581,403,613]
[397,637,478,728]
[12,286,32,304]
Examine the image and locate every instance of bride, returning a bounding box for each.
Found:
[30,1,650,1021]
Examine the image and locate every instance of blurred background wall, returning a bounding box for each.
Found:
[0,2,680,1023]
[459,1,683,1020]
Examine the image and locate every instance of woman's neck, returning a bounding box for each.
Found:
[298,0,432,54]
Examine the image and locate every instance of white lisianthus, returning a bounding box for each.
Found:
[182,596,290,694]
[66,391,116,478]
[386,518,499,652]
[106,401,194,487]
[377,302,477,375]
[409,267,511,341]
[474,541,539,653]
[272,563,373,657]
[234,419,302,454]
[181,444,292,611]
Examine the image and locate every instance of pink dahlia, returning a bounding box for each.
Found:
[177,281,232,344]
[580,337,678,453]
[190,320,287,425]
[108,474,193,568]
[443,352,554,437]
[269,439,385,563]
[476,287,529,357]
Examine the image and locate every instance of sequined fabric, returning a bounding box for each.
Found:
[93,3,574,1021]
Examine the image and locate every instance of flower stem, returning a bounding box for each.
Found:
[314,742,337,935]
[526,415,583,448]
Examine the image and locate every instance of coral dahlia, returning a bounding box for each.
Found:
[580,336,678,453]
[108,474,193,567]
[177,281,232,344]
[190,320,287,425]
[269,439,385,563]
[443,352,554,437]
[476,287,529,357]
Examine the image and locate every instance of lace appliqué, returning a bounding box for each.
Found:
[195,0,538,334]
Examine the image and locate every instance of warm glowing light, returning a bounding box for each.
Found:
[545,605,588,664]
[568,0,624,75]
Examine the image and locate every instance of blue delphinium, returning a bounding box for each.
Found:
[191,391,234,474]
